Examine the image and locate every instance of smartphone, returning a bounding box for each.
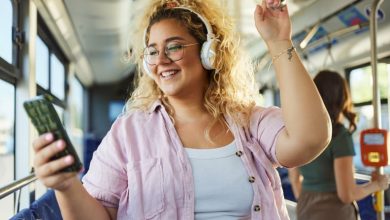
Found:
[24,94,82,172]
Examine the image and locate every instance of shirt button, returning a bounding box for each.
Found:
[235,151,243,157]
[254,205,261,212]
[248,176,255,183]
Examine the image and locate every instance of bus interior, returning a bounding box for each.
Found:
[1,0,390,219]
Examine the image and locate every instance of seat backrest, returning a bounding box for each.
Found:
[9,208,34,220]
[10,190,62,220]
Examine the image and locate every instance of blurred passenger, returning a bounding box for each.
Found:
[31,0,331,219]
[289,70,389,220]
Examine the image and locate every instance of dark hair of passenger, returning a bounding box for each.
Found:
[314,70,357,137]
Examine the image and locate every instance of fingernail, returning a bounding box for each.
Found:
[45,133,53,141]
[56,140,63,149]
[64,155,73,164]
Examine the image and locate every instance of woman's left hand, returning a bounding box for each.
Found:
[254,0,292,44]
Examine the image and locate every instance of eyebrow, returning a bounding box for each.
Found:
[148,36,186,47]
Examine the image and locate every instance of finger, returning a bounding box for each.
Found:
[34,140,65,167]
[280,4,289,15]
[262,0,267,9]
[266,0,278,8]
[265,0,288,15]
[32,133,54,152]
[262,0,284,16]
[371,170,380,177]
[261,0,267,20]
[255,4,264,21]
[35,154,74,178]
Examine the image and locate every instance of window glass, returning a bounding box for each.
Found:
[109,101,125,123]
[0,0,13,63]
[350,63,390,174]
[69,75,84,130]
[36,37,49,89]
[0,80,15,219]
[261,90,274,107]
[349,63,388,104]
[50,54,65,100]
[68,75,84,159]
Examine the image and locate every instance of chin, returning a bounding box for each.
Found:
[161,87,179,97]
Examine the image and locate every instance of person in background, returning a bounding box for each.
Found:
[32,0,331,219]
[289,70,389,220]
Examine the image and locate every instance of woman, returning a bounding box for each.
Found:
[289,70,389,220]
[32,0,331,219]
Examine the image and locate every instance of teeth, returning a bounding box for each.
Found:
[161,71,176,77]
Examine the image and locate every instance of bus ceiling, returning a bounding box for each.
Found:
[34,0,390,87]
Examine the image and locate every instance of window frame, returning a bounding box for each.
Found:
[0,58,20,84]
[0,0,21,83]
[345,57,390,175]
[0,0,19,217]
[36,13,69,108]
[346,57,390,107]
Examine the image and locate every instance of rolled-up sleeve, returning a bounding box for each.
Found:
[82,119,128,208]
[252,107,285,166]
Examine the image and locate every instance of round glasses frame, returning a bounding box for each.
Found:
[143,42,199,65]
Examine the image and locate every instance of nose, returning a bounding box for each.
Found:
[154,51,172,66]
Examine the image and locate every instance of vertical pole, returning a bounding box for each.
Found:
[369,0,384,219]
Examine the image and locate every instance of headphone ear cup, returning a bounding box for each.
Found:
[143,59,153,77]
[200,39,217,70]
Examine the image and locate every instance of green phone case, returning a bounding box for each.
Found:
[23,95,82,172]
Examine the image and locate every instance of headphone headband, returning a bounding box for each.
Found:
[173,7,215,40]
[142,6,217,76]
[144,6,215,45]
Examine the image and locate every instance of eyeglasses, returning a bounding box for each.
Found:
[143,41,199,65]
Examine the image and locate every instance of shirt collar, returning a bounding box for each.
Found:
[146,99,242,131]
[147,99,163,113]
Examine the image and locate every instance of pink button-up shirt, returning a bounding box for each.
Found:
[82,101,289,220]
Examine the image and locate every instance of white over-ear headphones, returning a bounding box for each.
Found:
[143,6,217,77]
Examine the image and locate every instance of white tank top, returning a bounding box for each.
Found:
[185,141,254,220]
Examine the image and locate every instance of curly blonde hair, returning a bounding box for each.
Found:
[126,0,260,127]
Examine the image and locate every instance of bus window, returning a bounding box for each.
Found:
[349,64,389,103]
[68,74,84,159]
[348,63,390,174]
[36,36,49,90]
[0,0,12,63]
[37,15,68,102]
[50,54,65,100]
[0,80,15,219]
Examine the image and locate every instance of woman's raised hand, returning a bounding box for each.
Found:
[254,0,292,44]
[33,133,79,191]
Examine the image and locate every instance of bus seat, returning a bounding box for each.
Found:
[83,137,101,175]
[10,190,62,220]
[9,209,34,220]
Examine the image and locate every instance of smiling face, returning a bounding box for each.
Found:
[147,18,209,99]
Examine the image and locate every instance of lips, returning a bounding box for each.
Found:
[159,69,179,80]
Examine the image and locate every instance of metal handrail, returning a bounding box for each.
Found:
[302,21,369,51]
[0,173,37,200]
